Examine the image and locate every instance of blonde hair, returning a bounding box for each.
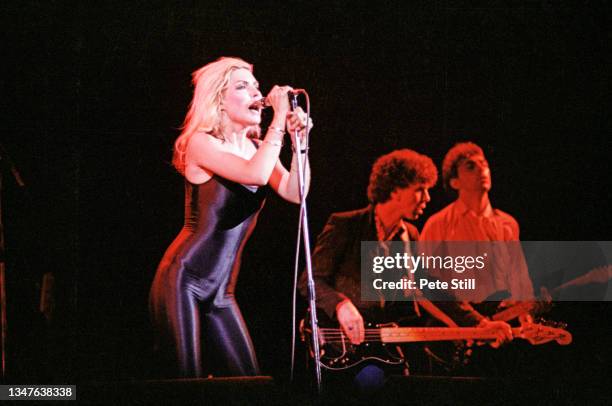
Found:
[172,57,259,174]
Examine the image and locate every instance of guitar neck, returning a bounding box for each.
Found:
[381,326,521,343]
[491,303,535,322]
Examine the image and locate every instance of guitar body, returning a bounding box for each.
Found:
[301,309,408,371]
[422,292,555,374]
[420,292,511,374]
[421,318,471,374]
[315,321,406,371]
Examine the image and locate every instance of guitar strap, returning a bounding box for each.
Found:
[414,292,459,327]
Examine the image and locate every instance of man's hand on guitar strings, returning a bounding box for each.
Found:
[336,299,365,345]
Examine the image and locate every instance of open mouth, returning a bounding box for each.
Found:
[249,99,265,112]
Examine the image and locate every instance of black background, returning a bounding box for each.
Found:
[2,0,610,400]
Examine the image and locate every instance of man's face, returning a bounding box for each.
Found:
[393,183,431,220]
[453,154,492,193]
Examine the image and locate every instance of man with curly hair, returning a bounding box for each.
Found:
[300,150,437,342]
[299,149,511,390]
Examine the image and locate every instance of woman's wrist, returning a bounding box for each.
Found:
[261,138,283,147]
[270,114,287,130]
[262,125,285,147]
[268,125,285,137]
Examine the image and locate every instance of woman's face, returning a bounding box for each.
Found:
[220,68,263,129]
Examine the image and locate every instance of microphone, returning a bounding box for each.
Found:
[249,89,304,110]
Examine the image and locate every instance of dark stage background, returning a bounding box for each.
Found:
[2,1,611,401]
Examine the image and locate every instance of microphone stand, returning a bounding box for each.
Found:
[0,142,26,380]
[0,173,5,381]
[290,93,322,393]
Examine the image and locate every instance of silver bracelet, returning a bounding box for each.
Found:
[261,139,283,147]
[268,125,286,136]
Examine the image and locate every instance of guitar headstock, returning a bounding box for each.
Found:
[518,322,573,346]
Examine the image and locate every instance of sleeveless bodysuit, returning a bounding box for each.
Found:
[149,174,266,377]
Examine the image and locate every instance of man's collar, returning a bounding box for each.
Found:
[455,197,494,218]
[374,207,409,241]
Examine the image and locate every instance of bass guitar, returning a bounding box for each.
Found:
[301,318,571,371]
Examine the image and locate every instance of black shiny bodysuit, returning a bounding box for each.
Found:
[150,174,266,377]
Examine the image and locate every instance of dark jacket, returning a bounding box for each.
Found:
[299,206,419,319]
[299,205,481,326]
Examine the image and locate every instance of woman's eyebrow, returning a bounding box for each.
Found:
[234,79,259,87]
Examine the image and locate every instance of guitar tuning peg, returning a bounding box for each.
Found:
[536,318,568,330]
[537,317,550,325]
[555,321,568,329]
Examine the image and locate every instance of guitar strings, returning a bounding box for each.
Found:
[316,326,564,345]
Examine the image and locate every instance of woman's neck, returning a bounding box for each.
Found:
[221,124,250,148]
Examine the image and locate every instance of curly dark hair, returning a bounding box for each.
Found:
[442,142,485,192]
[367,149,438,204]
